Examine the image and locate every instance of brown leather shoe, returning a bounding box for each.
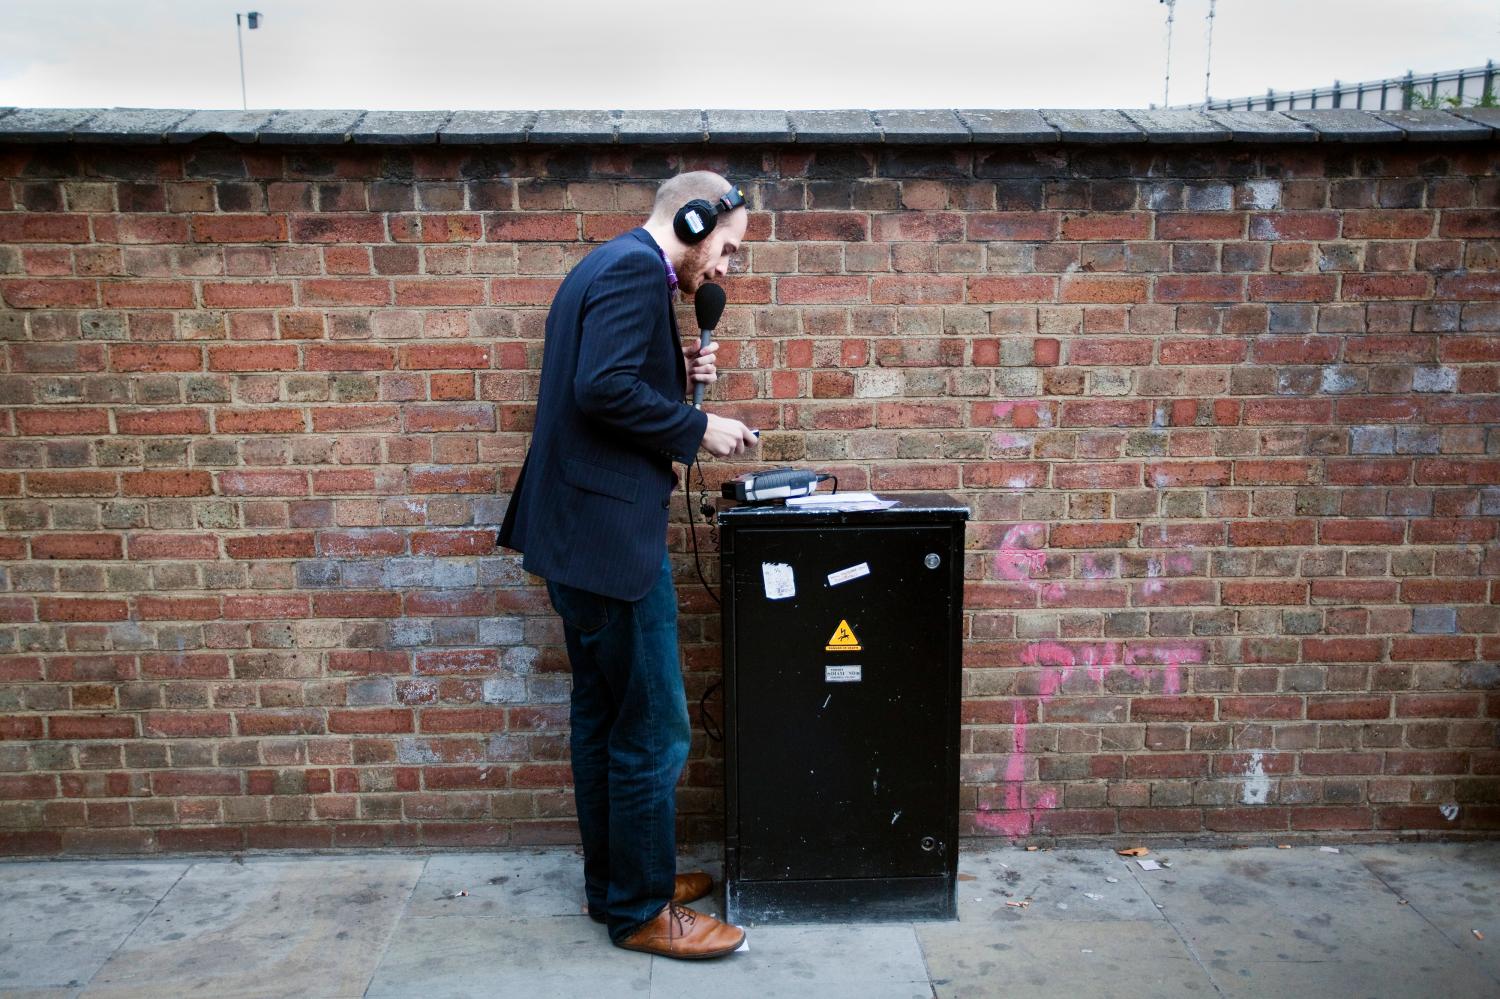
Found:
[672,870,713,906]
[616,903,745,959]
[588,872,714,923]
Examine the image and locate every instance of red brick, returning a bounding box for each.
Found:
[1157,213,1245,239]
[967,276,1055,302]
[1248,274,1337,302]
[16,409,110,435]
[1060,276,1149,304]
[1219,696,1302,720]
[218,470,307,496]
[100,281,195,309]
[1342,274,1430,300]
[485,212,578,241]
[121,470,213,497]
[1049,523,1135,548]
[870,276,963,304]
[1228,520,1315,547]
[489,277,563,304]
[312,593,402,618]
[1400,579,1487,604]
[224,533,315,559]
[1326,459,1409,485]
[328,709,414,734]
[394,280,486,306]
[201,282,294,308]
[191,214,286,242]
[289,214,385,242]
[136,596,220,621]
[1,279,98,308]
[111,344,203,372]
[127,534,219,560]
[400,344,491,370]
[777,212,869,241]
[299,279,391,306]
[48,715,136,739]
[1222,582,1307,606]
[1250,212,1338,240]
[31,534,122,560]
[777,276,868,304]
[1156,275,1244,302]
[1146,461,1231,487]
[116,409,211,435]
[222,594,310,618]
[1061,212,1151,240]
[1438,209,1500,238]
[26,471,116,497]
[967,212,1058,241]
[1389,636,1476,661]
[0,213,91,242]
[1343,210,1434,239]
[1395,693,1482,718]
[1159,339,1246,364]
[1309,579,1397,604]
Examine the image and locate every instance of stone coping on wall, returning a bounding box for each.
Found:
[0,106,1498,146]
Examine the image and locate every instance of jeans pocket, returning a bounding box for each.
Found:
[546,580,611,635]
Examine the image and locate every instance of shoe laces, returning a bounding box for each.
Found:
[668,903,697,938]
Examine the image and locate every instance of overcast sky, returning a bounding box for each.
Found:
[2,0,1496,111]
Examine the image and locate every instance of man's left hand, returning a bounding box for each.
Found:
[684,342,718,395]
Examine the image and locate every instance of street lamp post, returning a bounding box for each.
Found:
[235,12,262,110]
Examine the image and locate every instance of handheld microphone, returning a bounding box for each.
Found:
[691,283,727,409]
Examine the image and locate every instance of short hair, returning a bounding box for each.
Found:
[649,171,741,224]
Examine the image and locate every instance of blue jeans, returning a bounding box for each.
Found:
[546,555,691,942]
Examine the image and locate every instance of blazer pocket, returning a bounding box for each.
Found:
[562,457,639,504]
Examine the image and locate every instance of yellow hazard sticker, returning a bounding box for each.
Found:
[826,619,862,652]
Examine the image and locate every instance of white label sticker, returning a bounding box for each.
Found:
[827,562,871,587]
[761,562,795,600]
[825,665,862,683]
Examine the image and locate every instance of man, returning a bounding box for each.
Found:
[498,171,759,959]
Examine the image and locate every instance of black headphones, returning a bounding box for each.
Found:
[672,184,747,245]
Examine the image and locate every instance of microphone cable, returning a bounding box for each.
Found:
[684,455,724,743]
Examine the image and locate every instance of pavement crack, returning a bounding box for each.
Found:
[1125,862,1230,999]
[1352,847,1500,990]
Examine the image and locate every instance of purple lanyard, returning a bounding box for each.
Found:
[656,246,678,293]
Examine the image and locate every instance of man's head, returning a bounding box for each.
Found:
[645,171,748,296]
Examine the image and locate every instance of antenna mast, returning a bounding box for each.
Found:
[1203,0,1218,108]
[1161,0,1177,107]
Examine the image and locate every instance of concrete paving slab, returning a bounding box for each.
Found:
[78,857,422,999]
[1354,841,1500,985]
[918,918,1214,999]
[364,913,649,999]
[957,847,1165,923]
[0,861,187,990]
[406,848,586,920]
[1131,846,1495,998]
[651,924,930,999]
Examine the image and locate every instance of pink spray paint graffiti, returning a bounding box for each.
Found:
[976,523,1206,837]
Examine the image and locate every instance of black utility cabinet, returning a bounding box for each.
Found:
[718,496,968,923]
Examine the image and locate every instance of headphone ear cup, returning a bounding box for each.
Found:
[673,199,718,244]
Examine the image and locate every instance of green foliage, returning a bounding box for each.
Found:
[1407,88,1499,109]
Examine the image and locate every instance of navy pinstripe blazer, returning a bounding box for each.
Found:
[497,228,708,601]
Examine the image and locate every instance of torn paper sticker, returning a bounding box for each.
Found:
[827,562,871,587]
[761,562,795,600]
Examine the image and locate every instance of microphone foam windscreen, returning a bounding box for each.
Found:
[694,282,727,331]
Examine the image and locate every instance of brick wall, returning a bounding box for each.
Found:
[2,116,1498,854]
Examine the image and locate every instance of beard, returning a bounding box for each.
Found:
[677,240,714,296]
